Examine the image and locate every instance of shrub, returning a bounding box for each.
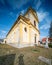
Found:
[48,43,52,48]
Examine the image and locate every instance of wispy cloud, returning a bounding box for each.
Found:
[20,8,27,15]
[40,24,50,30]
[37,11,49,22]
[33,0,43,10]
[0,30,7,39]
[1,30,6,33]
[36,0,42,10]
[20,10,25,15]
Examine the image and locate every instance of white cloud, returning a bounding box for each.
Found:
[0,30,6,33]
[0,35,5,39]
[40,23,50,30]
[37,11,49,22]
[1,30,6,33]
[0,30,7,39]
[20,8,27,15]
[20,10,25,15]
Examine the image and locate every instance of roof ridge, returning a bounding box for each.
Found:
[19,15,30,21]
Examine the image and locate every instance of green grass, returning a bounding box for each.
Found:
[0,44,52,65]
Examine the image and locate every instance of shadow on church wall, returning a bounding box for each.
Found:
[0,54,15,65]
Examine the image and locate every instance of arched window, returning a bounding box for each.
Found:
[24,27,27,32]
[35,34,37,43]
[35,36,36,43]
[34,21,36,26]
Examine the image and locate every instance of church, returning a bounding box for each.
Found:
[5,7,40,48]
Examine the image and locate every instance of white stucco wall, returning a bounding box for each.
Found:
[25,12,39,29]
[6,23,20,44]
[20,19,40,47]
[30,26,40,45]
[21,21,29,43]
[13,27,19,43]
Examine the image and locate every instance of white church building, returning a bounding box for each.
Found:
[5,7,40,48]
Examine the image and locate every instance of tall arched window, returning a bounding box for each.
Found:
[35,34,37,43]
[35,36,36,43]
[24,27,27,32]
[34,21,36,26]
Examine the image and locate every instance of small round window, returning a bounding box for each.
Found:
[24,27,27,32]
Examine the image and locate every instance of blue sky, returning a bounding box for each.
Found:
[0,0,52,40]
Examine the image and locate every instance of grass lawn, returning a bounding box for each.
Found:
[0,44,52,65]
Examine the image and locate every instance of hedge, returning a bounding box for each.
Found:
[48,43,52,48]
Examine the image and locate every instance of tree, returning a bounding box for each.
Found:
[49,21,52,43]
[49,21,52,38]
